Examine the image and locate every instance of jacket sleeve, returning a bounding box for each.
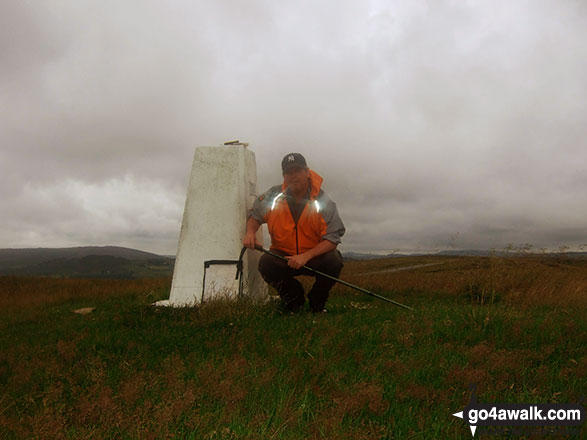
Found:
[320,198,345,245]
[248,186,280,224]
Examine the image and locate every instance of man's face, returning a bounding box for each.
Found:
[283,166,310,194]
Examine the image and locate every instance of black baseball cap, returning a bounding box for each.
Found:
[281,153,308,173]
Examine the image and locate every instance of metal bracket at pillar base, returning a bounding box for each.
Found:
[201,258,245,304]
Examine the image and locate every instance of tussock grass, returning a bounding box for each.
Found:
[338,254,587,307]
[0,255,585,439]
[0,276,170,309]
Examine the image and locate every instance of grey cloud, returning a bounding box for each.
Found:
[0,1,69,80]
[1,0,586,255]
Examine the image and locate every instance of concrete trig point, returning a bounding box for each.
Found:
[157,141,267,306]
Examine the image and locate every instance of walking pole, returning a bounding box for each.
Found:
[245,245,414,311]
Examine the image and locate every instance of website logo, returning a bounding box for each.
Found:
[453,384,585,437]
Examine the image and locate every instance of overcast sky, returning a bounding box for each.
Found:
[1,0,586,255]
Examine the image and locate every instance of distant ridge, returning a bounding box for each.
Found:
[434,249,587,257]
[342,251,409,260]
[343,250,587,260]
[0,246,162,264]
[2,246,584,277]
[0,246,173,278]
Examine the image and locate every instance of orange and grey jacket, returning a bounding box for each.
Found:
[249,169,345,255]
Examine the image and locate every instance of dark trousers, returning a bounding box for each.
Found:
[258,249,343,312]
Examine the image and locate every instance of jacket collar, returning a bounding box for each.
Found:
[281,169,323,200]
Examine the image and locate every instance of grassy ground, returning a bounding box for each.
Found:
[0,255,585,439]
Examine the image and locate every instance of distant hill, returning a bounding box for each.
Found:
[342,251,410,260]
[434,250,499,257]
[343,249,587,260]
[434,250,587,258]
[3,246,584,277]
[0,246,174,278]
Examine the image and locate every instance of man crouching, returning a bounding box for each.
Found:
[243,153,345,313]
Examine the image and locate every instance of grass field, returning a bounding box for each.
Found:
[1,254,585,439]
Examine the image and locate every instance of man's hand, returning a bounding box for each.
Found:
[286,240,336,269]
[242,232,261,249]
[243,217,262,249]
[286,253,311,270]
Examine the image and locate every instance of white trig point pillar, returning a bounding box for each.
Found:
[158,143,267,306]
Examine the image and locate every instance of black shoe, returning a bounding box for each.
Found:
[278,301,303,314]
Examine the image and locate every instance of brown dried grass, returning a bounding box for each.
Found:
[0,276,170,309]
[338,255,587,307]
